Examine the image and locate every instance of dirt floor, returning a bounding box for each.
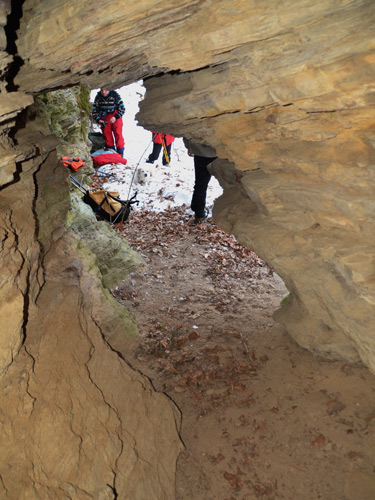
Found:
[112,206,375,500]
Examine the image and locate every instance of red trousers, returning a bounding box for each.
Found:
[101,111,124,149]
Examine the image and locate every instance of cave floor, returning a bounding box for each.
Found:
[114,206,375,500]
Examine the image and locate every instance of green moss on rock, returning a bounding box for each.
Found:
[37,179,71,246]
[69,230,140,349]
[36,85,93,174]
[280,293,292,306]
[69,191,144,290]
[32,86,141,350]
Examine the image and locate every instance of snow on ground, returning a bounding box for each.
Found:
[90,82,223,214]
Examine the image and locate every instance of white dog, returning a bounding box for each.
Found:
[133,166,153,185]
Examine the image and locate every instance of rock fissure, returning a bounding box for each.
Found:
[305,109,338,114]
[170,61,229,77]
[88,308,151,392]
[5,211,24,276]
[73,298,135,498]
[245,104,278,114]
[19,262,31,353]
[107,483,118,500]
[0,474,8,496]
[82,318,124,430]
[31,159,43,242]
[23,346,37,414]
[3,0,25,92]
[68,418,84,461]
[111,439,123,499]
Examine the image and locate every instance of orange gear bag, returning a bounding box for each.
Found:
[61,156,85,171]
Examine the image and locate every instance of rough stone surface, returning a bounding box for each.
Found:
[0,120,182,498]
[0,18,183,496]
[0,231,182,499]
[0,0,374,497]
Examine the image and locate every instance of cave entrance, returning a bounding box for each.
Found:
[88,82,289,377]
[88,83,289,415]
[87,82,326,500]
[89,81,223,214]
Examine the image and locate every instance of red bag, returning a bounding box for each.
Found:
[91,152,127,167]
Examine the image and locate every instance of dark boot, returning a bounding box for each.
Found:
[193,215,206,225]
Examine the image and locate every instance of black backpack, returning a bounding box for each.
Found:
[82,189,137,223]
[70,175,138,223]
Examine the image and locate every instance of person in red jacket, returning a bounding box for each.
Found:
[146,131,175,166]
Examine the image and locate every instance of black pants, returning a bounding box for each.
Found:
[191,155,217,218]
[147,142,172,165]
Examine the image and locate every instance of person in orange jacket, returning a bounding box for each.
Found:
[146,131,175,166]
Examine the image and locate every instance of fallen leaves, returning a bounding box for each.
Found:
[108,204,272,414]
[188,330,200,340]
[312,434,326,445]
[295,465,308,472]
[326,400,346,415]
[208,453,225,464]
[106,199,290,496]
[223,471,243,490]
[113,205,272,283]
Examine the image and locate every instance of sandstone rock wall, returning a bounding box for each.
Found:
[2,229,181,499]
[0,104,182,498]
[1,4,183,496]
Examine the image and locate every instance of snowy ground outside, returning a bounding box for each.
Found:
[90,83,223,214]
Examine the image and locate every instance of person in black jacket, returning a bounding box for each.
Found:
[92,88,126,156]
[183,139,217,224]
